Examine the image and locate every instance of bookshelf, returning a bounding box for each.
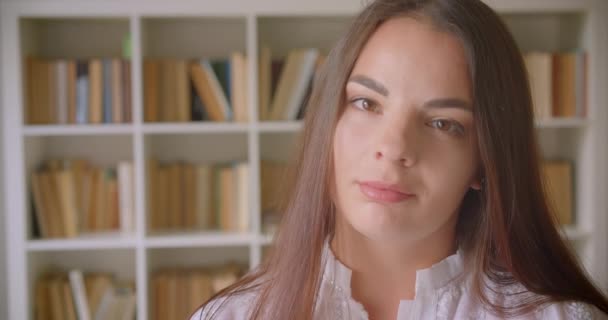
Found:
[2,1,607,319]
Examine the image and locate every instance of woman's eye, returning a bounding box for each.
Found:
[428,119,465,136]
[350,98,379,113]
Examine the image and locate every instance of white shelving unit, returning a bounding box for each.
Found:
[2,1,608,319]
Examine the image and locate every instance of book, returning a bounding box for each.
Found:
[175,59,191,122]
[258,46,272,121]
[204,59,232,120]
[49,275,67,320]
[31,171,50,238]
[76,60,89,124]
[195,165,212,229]
[144,60,160,122]
[55,60,69,124]
[189,61,227,121]
[67,60,78,124]
[102,59,113,123]
[111,59,124,123]
[118,162,134,234]
[552,53,577,118]
[56,169,79,238]
[88,59,103,124]
[122,60,132,122]
[230,52,249,122]
[182,163,197,228]
[269,48,319,120]
[211,59,232,108]
[235,162,250,232]
[69,269,92,320]
[524,52,552,119]
[542,160,573,225]
[151,265,245,320]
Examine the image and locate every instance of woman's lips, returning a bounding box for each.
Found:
[357,181,415,203]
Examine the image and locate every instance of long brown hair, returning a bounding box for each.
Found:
[198,0,608,318]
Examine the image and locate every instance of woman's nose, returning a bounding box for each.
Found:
[373,115,418,167]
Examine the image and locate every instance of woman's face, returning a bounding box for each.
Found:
[332,17,481,245]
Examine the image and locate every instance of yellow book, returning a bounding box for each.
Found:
[189,61,226,121]
[258,46,272,121]
[49,275,66,320]
[31,171,50,238]
[157,166,170,231]
[552,53,577,118]
[147,158,160,230]
[88,59,103,124]
[183,163,197,228]
[195,165,212,230]
[41,171,64,238]
[144,59,160,122]
[175,59,191,122]
[62,279,77,320]
[35,275,51,320]
[168,163,182,229]
[231,52,248,122]
[542,160,573,225]
[56,169,79,237]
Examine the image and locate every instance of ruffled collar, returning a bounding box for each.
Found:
[320,240,465,299]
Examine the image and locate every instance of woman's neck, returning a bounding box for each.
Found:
[330,217,458,319]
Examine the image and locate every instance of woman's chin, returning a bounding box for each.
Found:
[347,208,414,240]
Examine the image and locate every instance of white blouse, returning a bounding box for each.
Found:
[190,243,604,319]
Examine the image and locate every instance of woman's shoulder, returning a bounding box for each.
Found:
[189,289,259,320]
[538,300,606,320]
[466,276,606,319]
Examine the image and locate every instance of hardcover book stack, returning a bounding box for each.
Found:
[258,47,326,121]
[151,263,246,320]
[25,57,133,125]
[523,51,587,119]
[147,159,250,233]
[35,270,136,320]
[30,159,135,238]
[143,52,248,122]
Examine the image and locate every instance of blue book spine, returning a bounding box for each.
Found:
[76,61,89,124]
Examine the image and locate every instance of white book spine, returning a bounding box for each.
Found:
[56,60,69,124]
[285,49,319,120]
[68,269,92,320]
[118,162,134,234]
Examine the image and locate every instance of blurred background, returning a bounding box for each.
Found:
[1,0,607,319]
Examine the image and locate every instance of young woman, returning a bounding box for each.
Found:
[191,0,608,318]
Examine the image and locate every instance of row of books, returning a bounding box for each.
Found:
[26,57,133,125]
[143,53,248,123]
[260,160,288,234]
[152,264,245,320]
[147,160,249,232]
[30,160,134,239]
[542,160,573,225]
[523,51,587,119]
[258,47,326,121]
[35,270,135,320]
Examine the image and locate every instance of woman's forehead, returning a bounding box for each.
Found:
[350,17,472,103]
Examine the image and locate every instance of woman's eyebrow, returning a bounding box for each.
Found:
[348,75,472,112]
[348,74,389,97]
[423,98,472,112]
